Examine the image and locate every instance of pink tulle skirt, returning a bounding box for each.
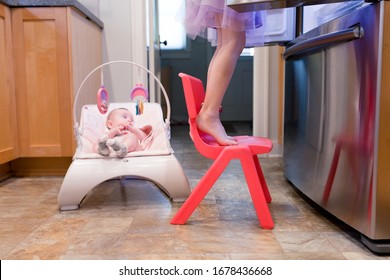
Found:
[177,0,265,46]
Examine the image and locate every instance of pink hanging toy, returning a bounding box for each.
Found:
[130,82,148,115]
[97,85,109,114]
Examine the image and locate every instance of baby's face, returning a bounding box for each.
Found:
[107,109,134,129]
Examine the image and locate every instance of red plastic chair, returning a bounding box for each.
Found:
[170,73,274,229]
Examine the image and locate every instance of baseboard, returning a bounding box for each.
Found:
[10,157,72,176]
[0,162,12,182]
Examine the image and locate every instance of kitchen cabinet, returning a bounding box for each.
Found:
[0,4,18,164]
[0,4,104,176]
[11,7,102,158]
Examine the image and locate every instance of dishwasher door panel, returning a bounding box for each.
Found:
[283,2,385,241]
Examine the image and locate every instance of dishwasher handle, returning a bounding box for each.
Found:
[283,25,364,60]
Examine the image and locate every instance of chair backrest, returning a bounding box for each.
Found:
[179,73,223,159]
[178,73,204,120]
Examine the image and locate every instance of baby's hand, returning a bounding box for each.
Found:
[116,125,129,135]
[124,124,134,131]
[128,124,140,134]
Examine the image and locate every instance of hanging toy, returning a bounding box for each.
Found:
[131,82,148,102]
[130,82,148,115]
[136,100,144,115]
[97,84,109,114]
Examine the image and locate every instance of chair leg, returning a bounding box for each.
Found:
[241,153,274,229]
[253,155,272,203]
[170,150,233,225]
[171,148,274,229]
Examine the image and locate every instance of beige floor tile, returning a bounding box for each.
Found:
[0,123,388,260]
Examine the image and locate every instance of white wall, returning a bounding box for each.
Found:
[79,0,148,103]
[78,0,100,17]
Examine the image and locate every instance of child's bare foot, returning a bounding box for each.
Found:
[196,113,237,146]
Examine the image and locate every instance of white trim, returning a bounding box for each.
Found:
[253,47,270,138]
[253,46,283,157]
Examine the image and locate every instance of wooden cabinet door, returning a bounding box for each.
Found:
[12,7,73,157]
[0,5,18,164]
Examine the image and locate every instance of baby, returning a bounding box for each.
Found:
[97,108,148,158]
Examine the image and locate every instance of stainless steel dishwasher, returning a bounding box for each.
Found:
[228,0,390,253]
[283,1,390,253]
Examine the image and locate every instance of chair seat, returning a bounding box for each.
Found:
[198,132,273,158]
[236,135,273,154]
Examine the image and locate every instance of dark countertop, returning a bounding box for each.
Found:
[0,0,103,28]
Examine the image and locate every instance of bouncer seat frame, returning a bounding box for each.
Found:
[57,60,190,211]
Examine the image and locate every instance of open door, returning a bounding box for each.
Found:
[148,0,161,103]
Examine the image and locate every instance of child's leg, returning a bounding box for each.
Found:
[196,27,246,146]
[97,135,110,156]
[107,134,141,158]
[106,138,127,158]
[122,133,141,152]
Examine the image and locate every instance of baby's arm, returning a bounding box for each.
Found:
[126,125,148,141]
[106,125,128,139]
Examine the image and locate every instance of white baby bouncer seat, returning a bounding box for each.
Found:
[57,60,191,210]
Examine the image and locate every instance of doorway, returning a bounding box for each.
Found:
[157,1,254,123]
[160,39,254,123]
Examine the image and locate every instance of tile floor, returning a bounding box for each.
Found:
[0,122,389,260]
